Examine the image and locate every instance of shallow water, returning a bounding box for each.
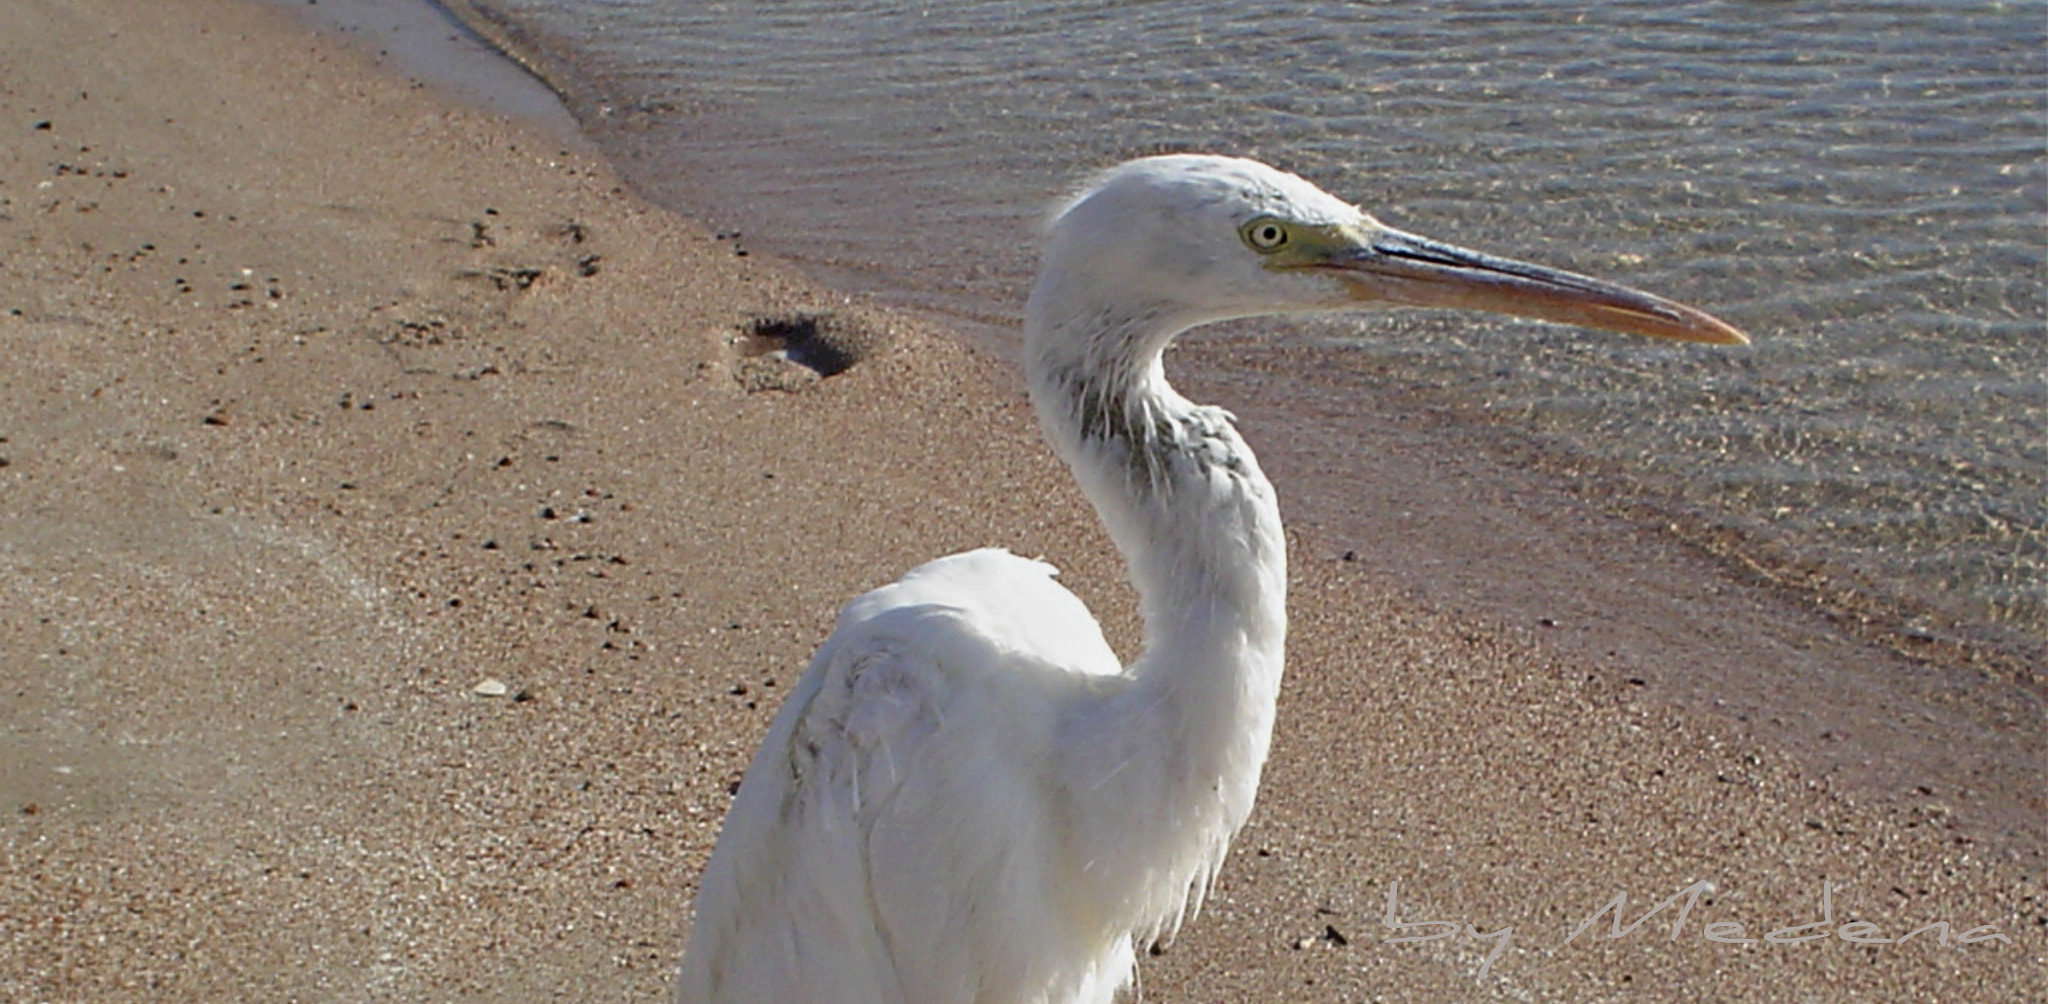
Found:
[443,0,2043,646]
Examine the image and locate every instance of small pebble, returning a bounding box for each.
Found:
[472,678,510,697]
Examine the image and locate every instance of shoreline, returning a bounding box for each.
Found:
[400,0,2043,685]
[1,1,2039,1000]
[407,0,2044,668]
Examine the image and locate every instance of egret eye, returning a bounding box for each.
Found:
[1241,218,1290,252]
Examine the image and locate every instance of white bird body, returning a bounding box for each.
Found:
[676,547,1247,1003]
[673,155,1745,1004]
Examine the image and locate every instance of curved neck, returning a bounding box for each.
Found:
[1023,290,1290,944]
[1025,289,1288,751]
[1019,266,1297,953]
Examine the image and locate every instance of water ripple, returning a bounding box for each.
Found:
[473,0,2044,639]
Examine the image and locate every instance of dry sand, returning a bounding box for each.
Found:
[1,1,2040,1001]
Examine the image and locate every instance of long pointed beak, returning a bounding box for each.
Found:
[1322,223,1749,345]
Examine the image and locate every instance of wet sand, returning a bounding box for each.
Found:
[0,1,2039,1001]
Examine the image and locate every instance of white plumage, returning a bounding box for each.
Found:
[674,155,1744,1004]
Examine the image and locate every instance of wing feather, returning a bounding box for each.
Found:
[674,549,1129,1004]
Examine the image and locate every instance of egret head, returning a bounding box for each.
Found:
[1026,155,1745,380]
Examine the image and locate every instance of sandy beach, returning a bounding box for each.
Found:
[1,1,2039,1001]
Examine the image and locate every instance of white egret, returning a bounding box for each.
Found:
[673,154,1745,1003]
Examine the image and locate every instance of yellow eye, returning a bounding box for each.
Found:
[1240,218,1290,252]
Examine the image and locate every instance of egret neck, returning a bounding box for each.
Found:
[1025,274,1288,941]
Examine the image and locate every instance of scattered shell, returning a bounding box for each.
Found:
[472,678,510,697]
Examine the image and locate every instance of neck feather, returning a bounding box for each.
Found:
[1024,304,1290,946]
[1026,303,1288,740]
[1025,289,1287,633]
